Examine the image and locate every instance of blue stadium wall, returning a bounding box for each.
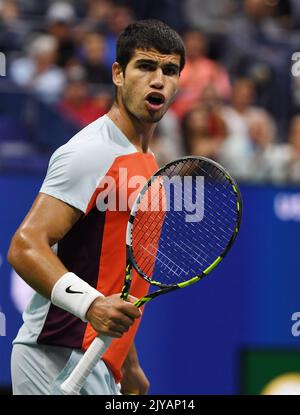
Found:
[1,174,300,394]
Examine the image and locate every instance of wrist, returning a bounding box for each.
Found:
[51,272,103,322]
[85,295,106,321]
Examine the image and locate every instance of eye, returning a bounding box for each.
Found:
[163,66,179,76]
[138,63,155,71]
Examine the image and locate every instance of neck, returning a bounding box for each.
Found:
[234,103,247,114]
[107,101,157,153]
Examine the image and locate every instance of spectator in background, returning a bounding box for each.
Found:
[84,0,114,27]
[17,0,48,17]
[273,0,293,29]
[222,78,256,136]
[220,77,276,178]
[290,0,300,29]
[79,31,111,85]
[0,0,30,55]
[58,66,109,127]
[225,0,293,135]
[282,115,300,183]
[172,29,231,118]
[201,84,227,136]
[181,99,227,160]
[240,110,282,182]
[103,2,134,67]
[123,0,187,32]
[46,1,78,68]
[150,109,183,167]
[184,0,238,34]
[229,112,300,184]
[10,34,66,103]
[93,88,113,112]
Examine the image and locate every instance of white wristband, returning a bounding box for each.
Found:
[51,272,103,322]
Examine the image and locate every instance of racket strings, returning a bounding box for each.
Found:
[179,170,235,237]
[133,215,226,283]
[131,159,239,286]
[132,163,236,283]
[196,175,237,238]
[169,159,238,228]
[135,166,236,256]
[191,164,238,233]
[133,179,234,280]
[133,205,227,283]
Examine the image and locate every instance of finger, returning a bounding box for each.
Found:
[126,295,139,304]
[126,296,143,315]
[110,321,131,334]
[122,303,142,319]
[106,329,123,338]
[114,314,135,328]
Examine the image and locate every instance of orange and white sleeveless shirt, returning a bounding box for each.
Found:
[13,114,158,383]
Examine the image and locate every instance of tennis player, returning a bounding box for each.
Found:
[8,19,185,395]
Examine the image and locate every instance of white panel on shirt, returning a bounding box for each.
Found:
[40,115,137,213]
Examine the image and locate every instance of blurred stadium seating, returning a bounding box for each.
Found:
[1,0,300,395]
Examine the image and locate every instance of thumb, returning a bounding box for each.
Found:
[126,294,139,304]
[126,295,142,315]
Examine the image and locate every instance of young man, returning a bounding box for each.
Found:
[8,20,185,395]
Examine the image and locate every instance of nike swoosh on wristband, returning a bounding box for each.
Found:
[65,286,85,294]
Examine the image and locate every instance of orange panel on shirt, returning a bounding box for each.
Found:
[82,152,158,383]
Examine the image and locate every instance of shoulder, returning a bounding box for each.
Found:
[40,115,136,213]
[51,115,125,175]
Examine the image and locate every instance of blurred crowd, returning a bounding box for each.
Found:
[1,0,300,183]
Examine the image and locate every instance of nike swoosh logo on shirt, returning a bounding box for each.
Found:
[65,286,85,294]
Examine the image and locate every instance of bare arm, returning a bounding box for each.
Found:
[120,343,150,395]
[7,193,81,298]
[7,193,141,337]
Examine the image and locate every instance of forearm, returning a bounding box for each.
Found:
[121,342,149,395]
[8,230,105,323]
[122,342,140,372]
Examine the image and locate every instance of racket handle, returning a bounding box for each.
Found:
[60,335,113,395]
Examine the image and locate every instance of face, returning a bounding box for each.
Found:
[183,31,206,60]
[113,48,181,123]
[232,80,254,108]
[248,115,274,148]
[65,81,87,102]
[245,0,272,19]
[186,108,209,135]
[84,33,105,62]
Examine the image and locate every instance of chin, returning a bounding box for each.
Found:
[142,110,165,123]
[148,114,164,123]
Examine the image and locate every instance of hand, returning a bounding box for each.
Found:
[121,364,150,395]
[86,294,141,338]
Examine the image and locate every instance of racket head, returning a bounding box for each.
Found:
[126,156,242,289]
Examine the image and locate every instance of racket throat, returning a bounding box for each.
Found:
[121,250,133,301]
[134,285,180,308]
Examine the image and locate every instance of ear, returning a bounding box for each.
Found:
[112,62,124,88]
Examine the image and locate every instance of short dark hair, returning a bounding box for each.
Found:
[116,19,185,72]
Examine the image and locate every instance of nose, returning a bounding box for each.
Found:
[149,68,164,89]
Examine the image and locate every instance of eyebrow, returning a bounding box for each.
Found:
[135,59,180,71]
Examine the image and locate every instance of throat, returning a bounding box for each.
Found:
[107,105,155,153]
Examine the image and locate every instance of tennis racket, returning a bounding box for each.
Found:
[60,156,242,395]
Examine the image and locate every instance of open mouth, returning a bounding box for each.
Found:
[145,92,165,107]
